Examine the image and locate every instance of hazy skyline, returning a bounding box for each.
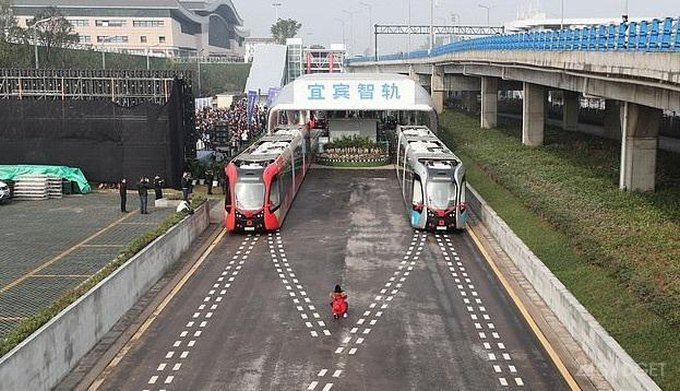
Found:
[233,0,679,55]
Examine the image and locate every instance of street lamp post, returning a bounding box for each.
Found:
[478,4,490,26]
[99,35,125,69]
[272,2,282,21]
[197,49,205,97]
[560,0,565,30]
[342,10,356,55]
[429,0,434,50]
[146,43,161,70]
[359,2,373,59]
[31,17,56,69]
[334,18,346,48]
[450,13,460,44]
[407,0,412,53]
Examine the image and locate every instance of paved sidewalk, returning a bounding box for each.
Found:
[0,192,173,340]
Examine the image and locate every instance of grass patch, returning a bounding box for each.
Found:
[439,110,679,389]
[0,196,206,358]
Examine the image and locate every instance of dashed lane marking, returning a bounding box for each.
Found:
[435,234,525,388]
[139,233,260,389]
[268,230,330,337]
[310,232,424,390]
[465,228,581,391]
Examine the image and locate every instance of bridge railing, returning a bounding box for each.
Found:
[349,17,680,63]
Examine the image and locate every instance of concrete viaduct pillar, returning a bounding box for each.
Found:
[619,102,661,192]
[562,91,580,131]
[522,82,545,146]
[480,77,498,129]
[408,65,419,82]
[431,65,445,114]
[604,100,622,139]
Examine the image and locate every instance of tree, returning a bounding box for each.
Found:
[270,18,301,45]
[28,7,78,63]
[0,0,21,42]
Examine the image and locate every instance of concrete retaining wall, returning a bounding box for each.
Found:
[0,204,210,391]
[466,185,660,391]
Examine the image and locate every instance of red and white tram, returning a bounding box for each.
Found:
[224,125,317,232]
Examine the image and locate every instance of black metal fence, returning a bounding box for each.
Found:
[0,69,195,187]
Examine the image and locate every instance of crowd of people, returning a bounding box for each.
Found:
[194,97,268,157]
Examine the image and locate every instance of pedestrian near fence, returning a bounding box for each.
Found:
[119,178,128,213]
[137,177,150,214]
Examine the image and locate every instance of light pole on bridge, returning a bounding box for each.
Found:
[478,4,490,26]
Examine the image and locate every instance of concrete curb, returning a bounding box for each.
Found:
[0,204,210,391]
[466,185,660,391]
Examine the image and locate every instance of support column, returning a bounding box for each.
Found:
[522,82,545,146]
[480,77,498,129]
[562,91,579,131]
[619,102,661,192]
[431,65,445,114]
[604,100,622,139]
[408,65,419,83]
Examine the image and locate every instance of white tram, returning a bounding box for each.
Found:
[396,125,468,231]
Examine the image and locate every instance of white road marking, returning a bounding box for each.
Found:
[332,369,342,378]
[321,383,333,391]
[515,378,524,386]
[348,348,357,355]
[307,381,319,390]
[317,369,328,377]
[148,376,158,384]
[499,377,508,386]
[173,363,181,371]
[164,376,174,384]
[157,363,166,371]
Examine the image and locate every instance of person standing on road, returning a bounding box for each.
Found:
[137,177,150,214]
[153,175,164,200]
[181,172,191,202]
[119,178,128,213]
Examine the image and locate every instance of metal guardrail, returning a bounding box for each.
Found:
[351,17,680,63]
[375,25,504,36]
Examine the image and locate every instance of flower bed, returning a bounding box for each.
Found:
[318,136,390,167]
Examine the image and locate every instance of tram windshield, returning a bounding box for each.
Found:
[234,181,265,211]
[427,181,457,210]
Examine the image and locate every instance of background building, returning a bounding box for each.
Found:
[12,0,248,58]
[243,37,277,63]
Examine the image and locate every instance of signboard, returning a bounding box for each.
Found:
[293,79,416,110]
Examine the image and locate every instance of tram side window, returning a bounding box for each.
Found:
[412,176,423,208]
[269,175,281,211]
[224,178,231,211]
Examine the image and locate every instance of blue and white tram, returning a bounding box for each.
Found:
[396,125,468,231]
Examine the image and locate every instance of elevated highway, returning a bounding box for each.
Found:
[348,17,680,192]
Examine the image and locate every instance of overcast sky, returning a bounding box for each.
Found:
[232,0,678,55]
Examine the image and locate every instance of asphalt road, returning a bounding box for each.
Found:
[95,168,567,390]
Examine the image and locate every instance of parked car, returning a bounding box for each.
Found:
[0,180,10,203]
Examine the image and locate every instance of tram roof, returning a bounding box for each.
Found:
[270,73,437,123]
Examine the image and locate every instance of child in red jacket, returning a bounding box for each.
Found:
[330,284,348,319]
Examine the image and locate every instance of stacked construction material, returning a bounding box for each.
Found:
[13,174,63,200]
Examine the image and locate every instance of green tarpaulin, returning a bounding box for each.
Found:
[0,165,91,194]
